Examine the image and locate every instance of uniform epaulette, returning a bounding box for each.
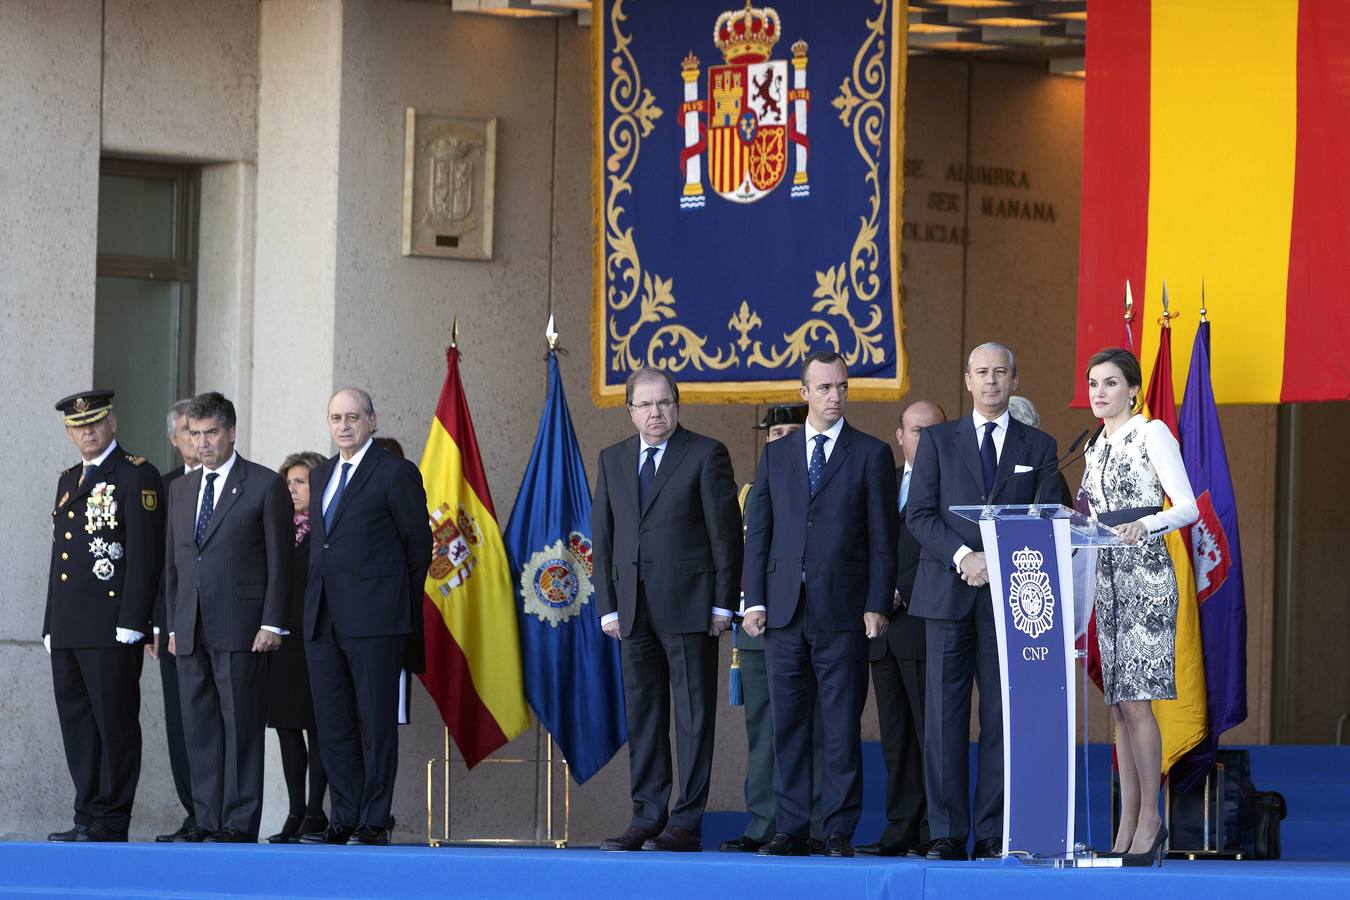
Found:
[62,462,80,476]
[125,454,146,466]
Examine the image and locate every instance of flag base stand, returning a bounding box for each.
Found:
[425,724,570,848]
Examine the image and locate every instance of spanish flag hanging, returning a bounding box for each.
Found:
[418,344,531,767]
[1075,0,1350,405]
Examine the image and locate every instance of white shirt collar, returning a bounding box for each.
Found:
[201,450,239,482]
[83,439,119,469]
[184,462,201,475]
[338,436,374,469]
[639,437,669,456]
[805,416,845,445]
[902,461,913,477]
[972,408,1011,433]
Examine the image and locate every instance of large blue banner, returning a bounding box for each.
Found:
[593,0,907,405]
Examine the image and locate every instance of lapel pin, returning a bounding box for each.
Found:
[232,487,238,495]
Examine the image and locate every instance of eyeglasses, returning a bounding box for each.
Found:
[629,399,676,413]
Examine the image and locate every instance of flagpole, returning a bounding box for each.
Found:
[1123,280,1134,350]
[1200,277,1208,323]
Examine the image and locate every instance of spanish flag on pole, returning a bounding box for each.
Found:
[1141,316,1208,778]
[1075,0,1350,404]
[418,345,530,767]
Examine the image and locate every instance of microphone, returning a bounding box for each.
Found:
[986,428,1090,506]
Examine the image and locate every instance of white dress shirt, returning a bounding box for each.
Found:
[600,436,733,627]
[953,408,1012,571]
[323,436,373,514]
[83,439,119,472]
[804,416,845,468]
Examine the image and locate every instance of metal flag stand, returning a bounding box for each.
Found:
[426,723,570,848]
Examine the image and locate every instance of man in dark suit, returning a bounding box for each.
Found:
[44,390,165,842]
[152,399,200,842]
[302,388,431,847]
[858,400,945,857]
[907,343,1059,861]
[592,367,742,852]
[742,350,899,858]
[165,392,291,843]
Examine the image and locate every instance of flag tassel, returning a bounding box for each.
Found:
[728,644,743,707]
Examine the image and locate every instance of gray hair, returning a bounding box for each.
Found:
[965,341,1018,378]
[1007,395,1039,428]
[331,387,375,417]
[165,398,192,437]
[279,450,327,475]
[186,392,237,430]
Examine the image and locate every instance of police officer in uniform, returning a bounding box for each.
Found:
[721,404,827,854]
[44,390,165,842]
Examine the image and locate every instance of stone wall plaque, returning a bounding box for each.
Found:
[402,108,496,260]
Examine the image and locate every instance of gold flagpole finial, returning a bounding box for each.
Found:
[1124,280,1134,324]
[1158,280,1180,329]
[451,315,460,349]
[1200,278,1208,323]
[546,313,559,351]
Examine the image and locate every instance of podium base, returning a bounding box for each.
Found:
[1005,851,1125,868]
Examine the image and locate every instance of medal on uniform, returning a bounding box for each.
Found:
[85,483,118,534]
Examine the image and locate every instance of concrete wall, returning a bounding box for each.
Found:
[0,0,1287,844]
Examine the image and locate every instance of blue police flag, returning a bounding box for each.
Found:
[504,351,626,783]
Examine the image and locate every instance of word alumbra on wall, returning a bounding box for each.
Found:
[592,0,908,405]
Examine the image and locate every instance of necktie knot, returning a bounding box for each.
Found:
[205,472,218,485]
[808,433,828,494]
[195,471,219,546]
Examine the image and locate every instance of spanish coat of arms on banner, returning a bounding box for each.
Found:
[594,0,907,405]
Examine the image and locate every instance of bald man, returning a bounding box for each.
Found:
[858,401,943,857]
[301,388,431,847]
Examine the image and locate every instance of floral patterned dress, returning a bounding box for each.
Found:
[1080,415,1197,705]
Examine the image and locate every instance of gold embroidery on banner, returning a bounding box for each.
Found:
[603,0,893,381]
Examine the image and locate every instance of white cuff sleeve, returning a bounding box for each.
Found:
[114,628,144,644]
[44,635,51,654]
[953,545,974,570]
[261,626,289,636]
[153,627,161,635]
[741,605,766,616]
[712,607,733,619]
[601,612,620,626]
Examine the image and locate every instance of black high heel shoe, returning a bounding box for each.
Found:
[267,814,304,844]
[1122,824,1168,867]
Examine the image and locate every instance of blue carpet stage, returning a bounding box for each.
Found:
[3,844,1350,900]
[2,745,1347,899]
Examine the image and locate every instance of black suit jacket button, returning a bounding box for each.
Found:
[323,543,329,550]
[807,520,814,527]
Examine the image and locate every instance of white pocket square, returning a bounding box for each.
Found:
[1014,464,1034,474]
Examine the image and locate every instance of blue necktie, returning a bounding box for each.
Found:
[194,472,218,547]
[808,434,828,494]
[980,421,998,496]
[638,447,657,510]
[324,462,352,534]
[898,469,910,512]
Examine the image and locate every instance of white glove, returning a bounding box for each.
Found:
[114,628,144,644]
[43,634,51,654]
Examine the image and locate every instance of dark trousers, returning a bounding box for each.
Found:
[51,646,143,833]
[870,651,928,846]
[306,600,403,829]
[276,727,327,817]
[764,597,868,839]
[924,593,1003,843]
[158,646,195,824]
[621,586,718,833]
[739,646,828,842]
[176,626,270,835]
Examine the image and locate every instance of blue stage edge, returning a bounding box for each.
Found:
[2,843,1350,900]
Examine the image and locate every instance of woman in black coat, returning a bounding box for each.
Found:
[267,451,329,843]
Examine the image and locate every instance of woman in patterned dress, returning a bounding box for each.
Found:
[1080,348,1197,862]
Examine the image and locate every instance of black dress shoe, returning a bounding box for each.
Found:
[157,818,198,843]
[757,832,810,857]
[300,824,355,845]
[267,814,304,844]
[911,839,933,858]
[169,827,213,843]
[47,824,89,842]
[719,835,766,853]
[856,840,909,857]
[926,837,968,861]
[825,833,854,858]
[972,837,1003,859]
[807,837,827,856]
[205,826,256,843]
[346,824,391,846]
[599,825,657,852]
[642,824,702,852]
[297,812,329,838]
